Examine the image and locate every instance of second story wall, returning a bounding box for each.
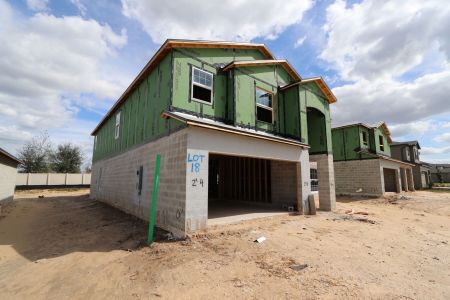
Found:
[332,124,391,161]
[92,53,184,162]
[302,82,332,154]
[372,127,391,156]
[171,48,300,138]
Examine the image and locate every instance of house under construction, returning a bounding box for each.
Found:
[90,39,337,237]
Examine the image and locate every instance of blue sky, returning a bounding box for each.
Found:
[0,0,449,165]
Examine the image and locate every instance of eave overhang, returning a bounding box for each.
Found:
[280,77,337,104]
[161,111,309,149]
[222,60,301,82]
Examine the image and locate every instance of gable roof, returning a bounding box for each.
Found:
[222,60,301,81]
[280,77,337,104]
[374,121,392,144]
[391,140,421,149]
[332,121,392,143]
[91,39,276,135]
[0,147,22,165]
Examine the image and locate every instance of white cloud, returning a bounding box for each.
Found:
[121,0,314,43]
[0,0,127,157]
[441,122,450,128]
[390,120,435,139]
[434,132,450,143]
[26,0,49,11]
[294,36,306,48]
[321,0,450,81]
[330,70,450,125]
[70,0,87,16]
[323,0,450,127]
[421,146,450,155]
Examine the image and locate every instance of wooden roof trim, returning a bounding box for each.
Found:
[222,60,301,81]
[91,39,275,135]
[280,77,337,104]
[0,147,22,165]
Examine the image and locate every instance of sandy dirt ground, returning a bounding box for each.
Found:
[0,189,449,299]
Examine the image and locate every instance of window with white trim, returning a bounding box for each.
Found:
[362,131,368,146]
[115,111,121,140]
[405,147,410,161]
[255,87,273,123]
[379,135,384,151]
[191,67,213,104]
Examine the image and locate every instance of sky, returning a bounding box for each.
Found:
[0,0,449,166]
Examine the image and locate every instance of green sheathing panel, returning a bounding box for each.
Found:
[332,125,392,161]
[282,86,301,138]
[307,109,327,153]
[359,126,373,159]
[171,47,297,136]
[373,127,391,156]
[332,129,345,161]
[93,54,176,162]
[172,50,227,120]
[234,65,294,133]
[301,82,332,153]
[331,126,363,161]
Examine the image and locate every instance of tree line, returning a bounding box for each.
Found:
[17,132,90,173]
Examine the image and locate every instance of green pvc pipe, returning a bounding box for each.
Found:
[147,154,161,245]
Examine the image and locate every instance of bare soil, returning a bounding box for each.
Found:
[0,189,449,299]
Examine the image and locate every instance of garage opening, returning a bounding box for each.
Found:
[383,168,397,192]
[208,154,289,225]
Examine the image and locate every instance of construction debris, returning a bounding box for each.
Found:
[254,236,266,243]
[290,264,308,272]
[345,208,369,215]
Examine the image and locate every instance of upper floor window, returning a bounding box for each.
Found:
[94,136,97,150]
[115,111,121,140]
[362,131,368,146]
[256,87,273,123]
[378,135,384,151]
[413,146,418,160]
[191,67,213,105]
[405,147,410,161]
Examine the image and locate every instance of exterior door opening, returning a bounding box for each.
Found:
[383,168,397,192]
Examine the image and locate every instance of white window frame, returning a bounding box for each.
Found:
[379,135,385,151]
[115,111,121,140]
[405,147,410,161]
[362,131,368,146]
[255,86,274,124]
[413,147,419,160]
[191,66,214,105]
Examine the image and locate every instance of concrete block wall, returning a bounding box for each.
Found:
[271,160,297,208]
[334,159,383,197]
[91,129,188,237]
[378,159,405,193]
[310,154,336,211]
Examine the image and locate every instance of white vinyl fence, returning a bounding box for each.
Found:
[16,173,91,186]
